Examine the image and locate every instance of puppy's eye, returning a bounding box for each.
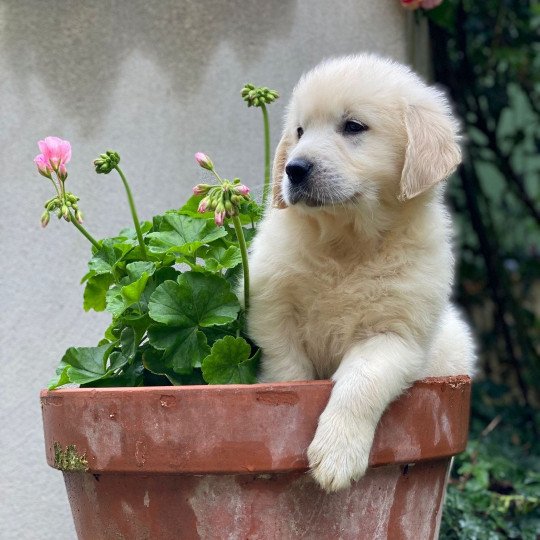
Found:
[343,121,368,135]
[297,127,304,139]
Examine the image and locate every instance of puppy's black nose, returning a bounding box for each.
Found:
[286,159,313,185]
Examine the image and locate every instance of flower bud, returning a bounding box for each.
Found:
[208,189,221,207]
[58,164,68,181]
[93,150,120,174]
[194,152,214,171]
[197,198,209,213]
[41,211,50,228]
[241,83,279,107]
[224,199,234,213]
[75,210,84,224]
[193,183,212,196]
[214,210,226,227]
[46,199,58,211]
[234,184,250,196]
[61,204,69,219]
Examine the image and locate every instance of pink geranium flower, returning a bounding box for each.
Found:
[34,153,52,177]
[38,136,72,171]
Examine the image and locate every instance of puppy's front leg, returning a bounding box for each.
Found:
[248,289,316,382]
[308,333,424,492]
[259,343,316,382]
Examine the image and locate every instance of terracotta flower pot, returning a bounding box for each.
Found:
[41,375,471,540]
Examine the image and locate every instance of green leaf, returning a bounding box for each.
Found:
[108,350,130,371]
[105,286,126,318]
[148,326,210,373]
[83,273,114,311]
[121,273,151,304]
[64,345,110,383]
[238,199,264,224]
[142,347,185,385]
[88,242,117,275]
[179,194,215,219]
[202,336,259,384]
[117,222,152,245]
[88,239,131,275]
[203,244,243,272]
[105,262,156,318]
[201,324,238,346]
[81,360,144,387]
[143,347,207,385]
[138,266,180,310]
[147,214,227,256]
[120,326,140,360]
[148,272,240,327]
[146,272,239,375]
[48,362,70,390]
[48,345,129,388]
[80,270,94,284]
[126,261,156,281]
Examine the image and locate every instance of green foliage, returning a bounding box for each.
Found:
[427,2,540,536]
[49,195,263,389]
[202,336,260,384]
[48,344,129,389]
[441,383,540,539]
[427,0,540,401]
[147,213,227,256]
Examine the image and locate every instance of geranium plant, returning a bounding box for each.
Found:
[38,85,279,389]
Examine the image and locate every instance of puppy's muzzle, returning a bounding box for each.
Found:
[286,158,313,186]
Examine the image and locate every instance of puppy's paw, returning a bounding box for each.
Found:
[307,413,374,492]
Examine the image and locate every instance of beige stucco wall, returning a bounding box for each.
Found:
[0,1,425,537]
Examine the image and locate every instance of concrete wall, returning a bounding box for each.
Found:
[0,1,422,537]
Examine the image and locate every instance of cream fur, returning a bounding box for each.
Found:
[246,54,476,492]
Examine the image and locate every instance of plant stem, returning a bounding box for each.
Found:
[261,103,271,207]
[211,169,224,184]
[114,165,148,260]
[68,210,100,249]
[48,176,61,198]
[232,215,250,313]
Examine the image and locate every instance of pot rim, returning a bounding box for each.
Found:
[41,375,471,475]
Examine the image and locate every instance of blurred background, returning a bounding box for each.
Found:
[0,0,537,538]
[426,1,540,538]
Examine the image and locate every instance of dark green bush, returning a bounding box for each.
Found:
[425,1,539,537]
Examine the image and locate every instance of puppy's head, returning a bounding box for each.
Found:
[272,54,461,211]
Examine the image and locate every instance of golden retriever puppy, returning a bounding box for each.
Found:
[246,54,476,492]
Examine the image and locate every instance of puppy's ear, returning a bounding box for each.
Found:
[272,133,292,209]
[399,103,461,201]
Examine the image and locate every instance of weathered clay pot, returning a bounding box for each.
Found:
[41,375,470,540]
